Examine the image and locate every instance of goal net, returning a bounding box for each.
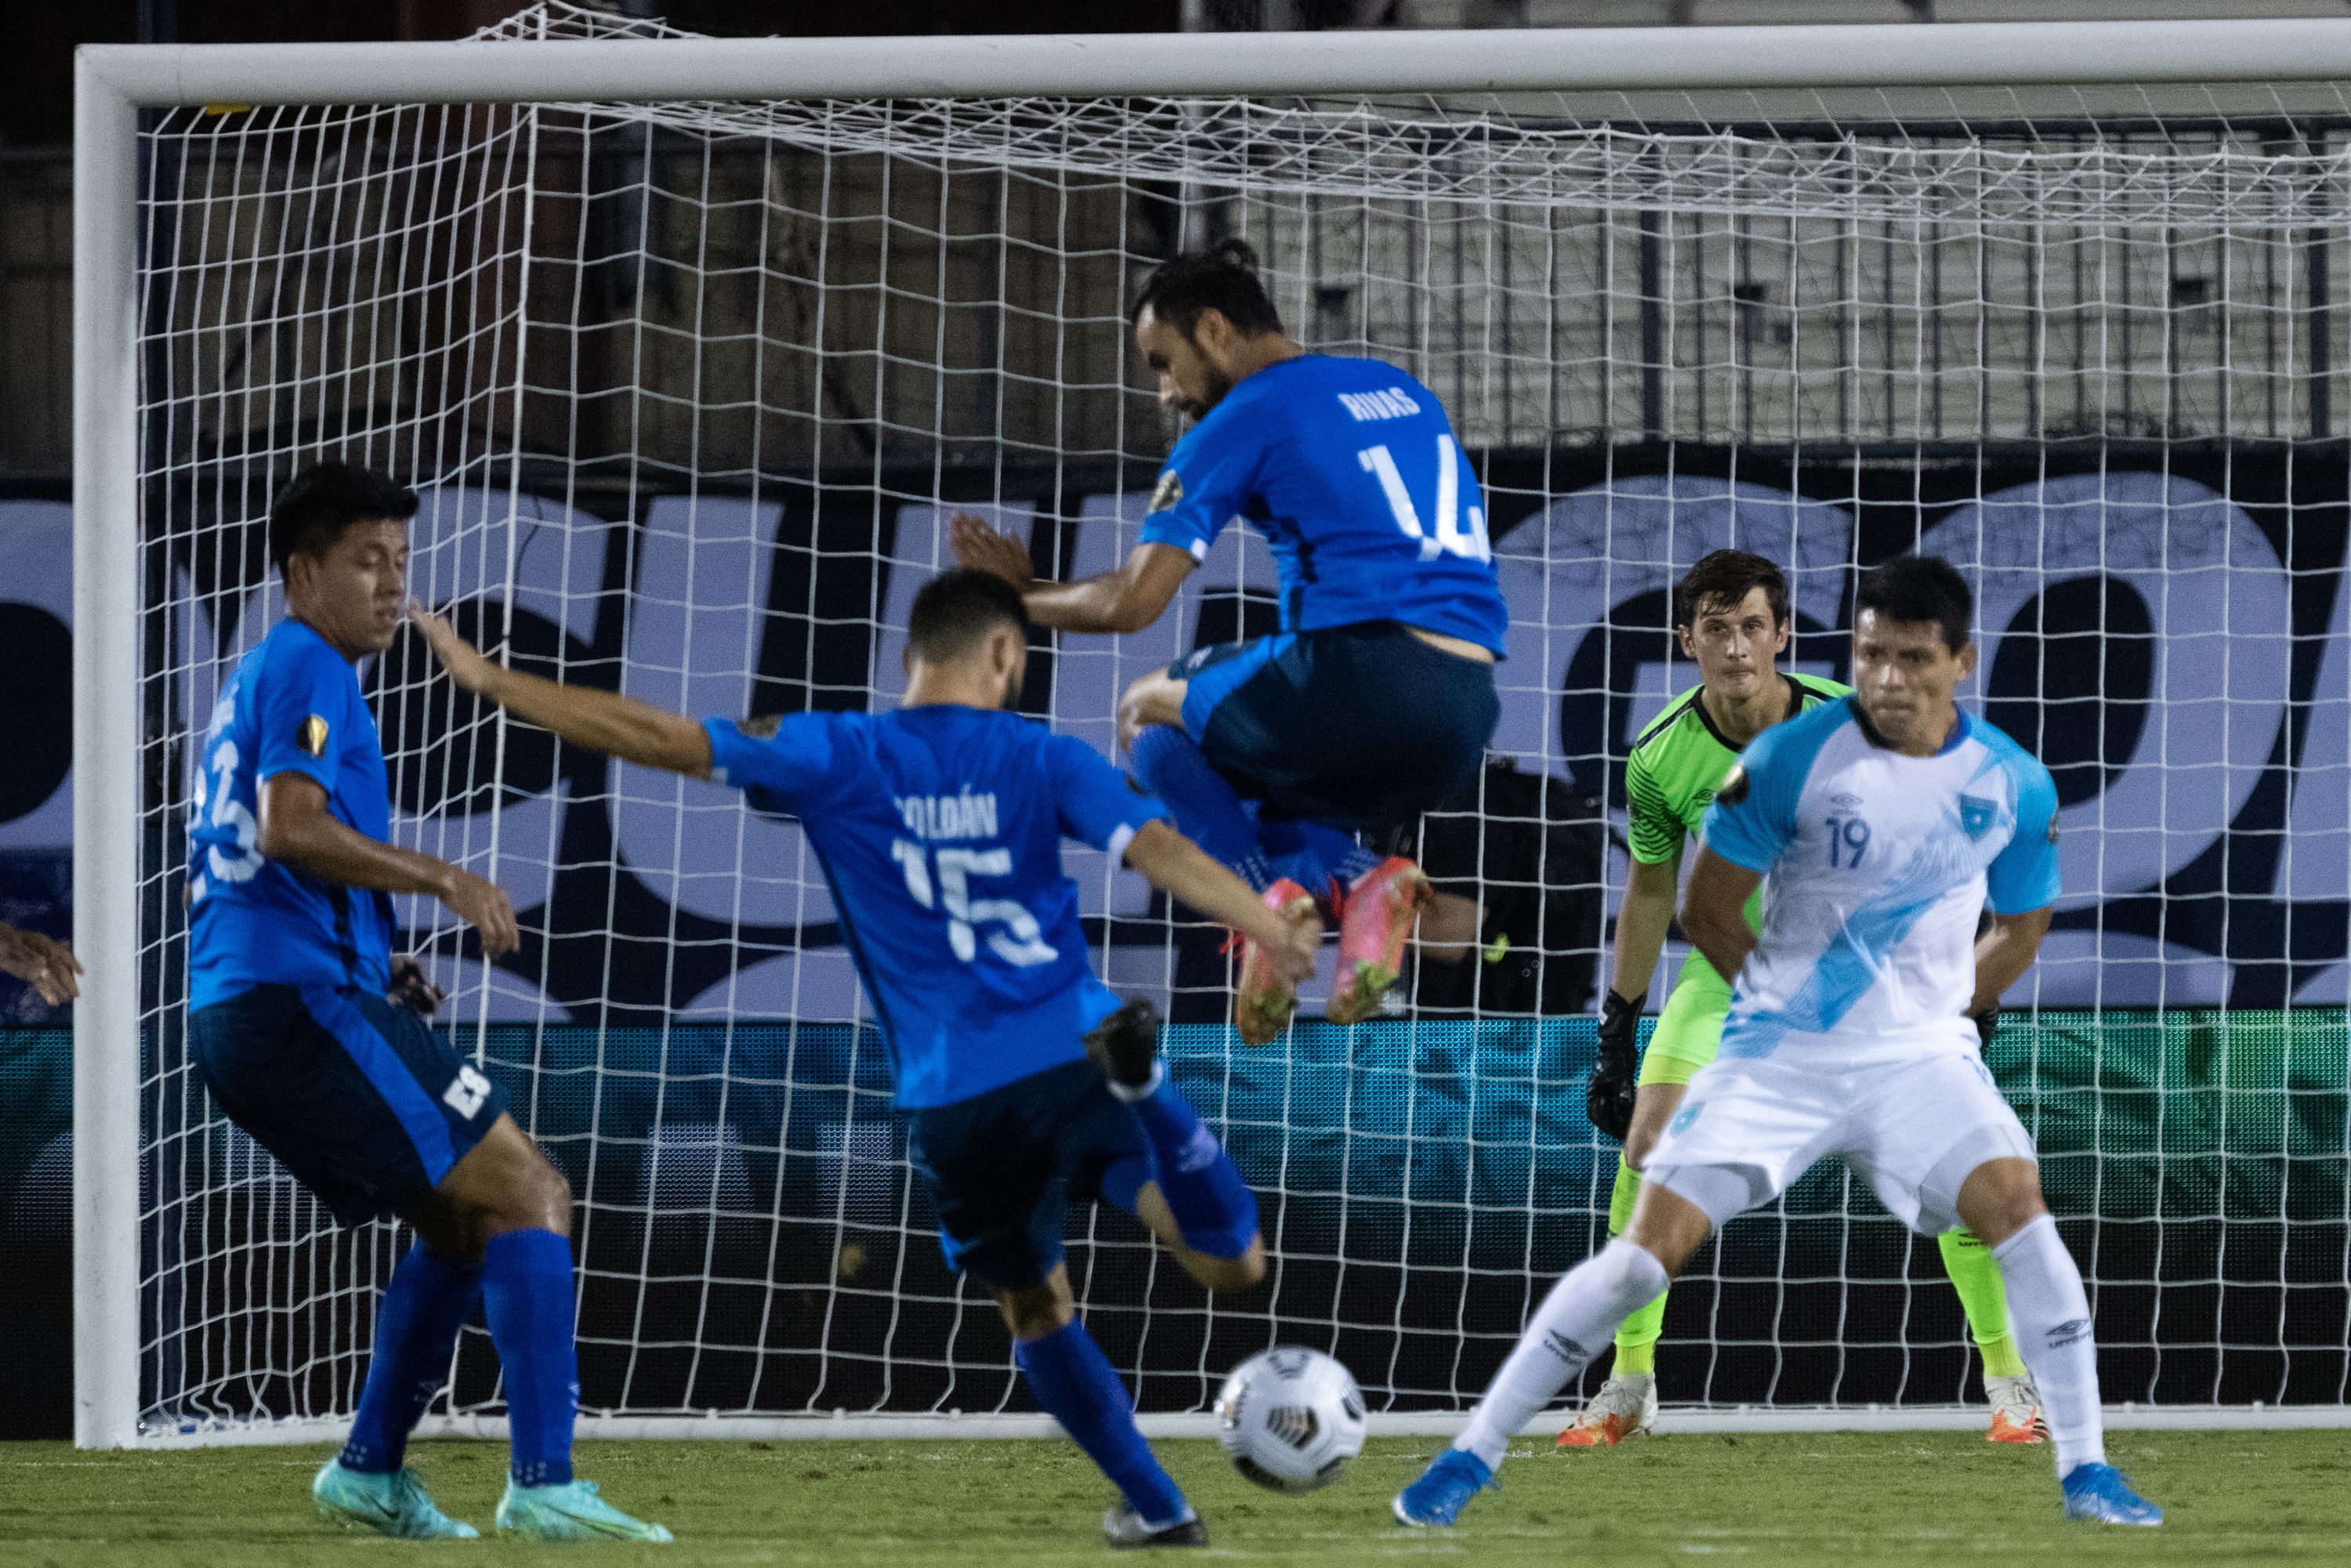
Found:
[96,4,2351,1441]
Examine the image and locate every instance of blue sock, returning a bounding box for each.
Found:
[1130,1077,1259,1259]
[1259,817,1379,894]
[482,1228,578,1488]
[340,1244,482,1473]
[1128,725,1273,890]
[1014,1320,1189,1526]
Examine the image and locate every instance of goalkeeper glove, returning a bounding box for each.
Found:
[1587,990,1643,1142]
[1972,1004,2000,1047]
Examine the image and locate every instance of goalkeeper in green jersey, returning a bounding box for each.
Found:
[1563,549,2045,1448]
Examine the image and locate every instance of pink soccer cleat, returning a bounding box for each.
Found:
[1326,856,1432,1026]
[1232,878,1316,1045]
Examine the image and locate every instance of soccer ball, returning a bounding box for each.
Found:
[1212,1347,1367,1493]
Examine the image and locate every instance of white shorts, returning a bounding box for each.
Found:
[1642,1046,2036,1236]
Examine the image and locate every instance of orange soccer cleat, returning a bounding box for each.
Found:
[1325,856,1433,1026]
[1983,1373,2048,1443]
[1231,878,1317,1045]
[1555,1374,1657,1448]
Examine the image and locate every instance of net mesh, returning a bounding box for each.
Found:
[130,2,2351,1435]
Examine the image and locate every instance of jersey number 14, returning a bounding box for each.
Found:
[1357,433,1492,563]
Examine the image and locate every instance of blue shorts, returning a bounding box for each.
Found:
[189,983,509,1226]
[1172,620,1500,832]
[905,1058,1152,1292]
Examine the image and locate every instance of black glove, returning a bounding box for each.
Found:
[1972,1004,2000,1048]
[386,954,445,1019]
[1587,990,1643,1142]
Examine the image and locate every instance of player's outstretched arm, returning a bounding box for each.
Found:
[1679,848,1765,984]
[1121,820,1320,987]
[1971,904,2053,1015]
[0,922,82,1005]
[257,773,518,958]
[411,602,713,779]
[949,514,1195,636]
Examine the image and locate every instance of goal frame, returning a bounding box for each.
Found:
[72,16,2351,1450]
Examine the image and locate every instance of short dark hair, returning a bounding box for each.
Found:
[1130,238,1284,339]
[268,462,418,574]
[907,568,1029,663]
[1675,549,1790,629]
[1855,554,1973,652]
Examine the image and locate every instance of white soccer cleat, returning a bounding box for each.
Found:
[1555,1372,1657,1447]
[1983,1372,2049,1444]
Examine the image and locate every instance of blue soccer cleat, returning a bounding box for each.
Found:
[2061,1462,2164,1526]
[1392,1447,1496,1527]
[312,1457,479,1539]
[495,1477,675,1542]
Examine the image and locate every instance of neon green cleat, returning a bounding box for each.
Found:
[312,1457,479,1539]
[495,1478,675,1542]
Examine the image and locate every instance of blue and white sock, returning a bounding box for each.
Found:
[1110,1070,1259,1259]
[482,1228,579,1488]
[1128,725,1274,891]
[1014,1320,1190,1526]
[340,1243,482,1473]
[1259,817,1380,894]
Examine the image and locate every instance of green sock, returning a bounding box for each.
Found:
[1608,1158,1665,1376]
[1937,1227,2027,1380]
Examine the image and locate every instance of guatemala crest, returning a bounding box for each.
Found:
[297,714,330,758]
[1958,793,1996,841]
[1148,468,1183,513]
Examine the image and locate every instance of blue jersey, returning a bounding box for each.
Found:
[187,618,396,1010]
[1137,353,1509,654]
[704,705,1169,1108]
[1701,698,2060,1064]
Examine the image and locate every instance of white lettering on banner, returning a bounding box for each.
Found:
[1919,471,2289,911]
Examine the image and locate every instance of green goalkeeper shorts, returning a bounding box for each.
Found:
[1637,955,1733,1089]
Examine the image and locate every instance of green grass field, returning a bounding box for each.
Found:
[5,1431,2348,1566]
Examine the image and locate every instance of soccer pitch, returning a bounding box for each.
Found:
[5,1432,2348,1566]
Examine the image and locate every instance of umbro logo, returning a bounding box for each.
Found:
[2047,1316,2092,1348]
[1542,1330,1590,1366]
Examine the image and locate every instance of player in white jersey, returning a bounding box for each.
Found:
[1396,556,2163,1530]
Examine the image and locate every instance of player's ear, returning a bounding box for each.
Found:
[1954,638,1978,681]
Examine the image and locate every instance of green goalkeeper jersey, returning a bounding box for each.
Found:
[1625,671,1851,994]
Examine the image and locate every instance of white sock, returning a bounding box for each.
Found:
[1992,1214,2106,1475]
[1454,1240,1669,1468]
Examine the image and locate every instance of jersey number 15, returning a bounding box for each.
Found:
[889,840,1060,969]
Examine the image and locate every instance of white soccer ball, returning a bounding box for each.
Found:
[1213,1346,1367,1493]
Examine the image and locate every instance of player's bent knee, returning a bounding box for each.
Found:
[1179,1233,1266,1291]
[996,1270,1077,1341]
[1952,1155,2048,1248]
[1621,1179,1713,1278]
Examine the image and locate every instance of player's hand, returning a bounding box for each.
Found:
[1262,896,1322,987]
[947,512,1034,591]
[1587,990,1643,1142]
[0,922,82,1006]
[387,954,447,1018]
[408,600,495,695]
[439,867,520,960]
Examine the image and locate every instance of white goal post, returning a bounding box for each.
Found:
[74,13,2351,1449]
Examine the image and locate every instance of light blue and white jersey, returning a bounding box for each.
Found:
[1699,697,2059,1063]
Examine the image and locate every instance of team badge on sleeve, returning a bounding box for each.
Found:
[298,715,330,757]
[1148,469,1183,512]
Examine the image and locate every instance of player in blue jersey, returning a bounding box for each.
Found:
[952,240,1503,1041]
[412,568,1321,1549]
[184,464,672,1544]
[1397,557,2162,1530]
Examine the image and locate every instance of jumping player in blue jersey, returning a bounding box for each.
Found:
[183,464,671,1542]
[1396,557,2162,1531]
[414,568,1321,1549]
[952,240,1505,1041]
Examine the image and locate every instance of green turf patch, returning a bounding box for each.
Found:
[3,1431,2348,1566]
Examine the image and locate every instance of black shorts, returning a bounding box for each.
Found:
[1172,620,1500,833]
[904,1059,1150,1292]
[189,983,509,1226]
